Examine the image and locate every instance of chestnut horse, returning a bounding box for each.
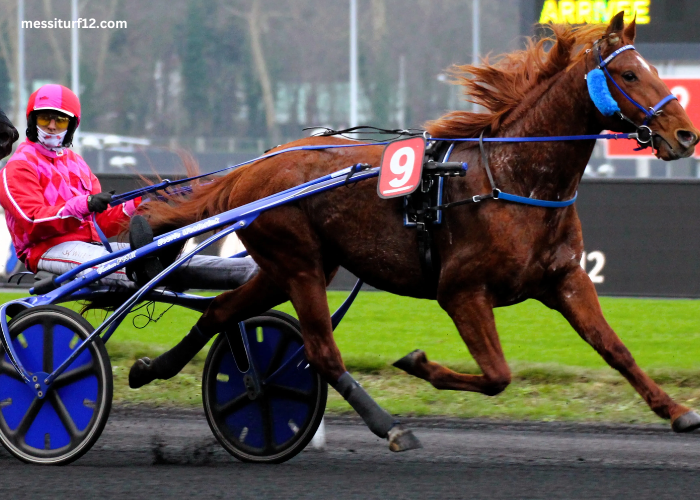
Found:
[132,13,700,450]
[0,106,18,159]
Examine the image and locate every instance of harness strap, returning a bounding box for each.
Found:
[479,130,497,192]
[651,94,678,115]
[91,213,113,253]
[416,222,434,280]
[497,190,577,208]
[309,125,423,138]
[428,131,577,212]
[411,140,452,287]
[599,44,636,68]
[427,192,495,211]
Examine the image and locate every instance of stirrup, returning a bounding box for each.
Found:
[126,215,164,285]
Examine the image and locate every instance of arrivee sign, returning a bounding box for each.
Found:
[606,78,700,158]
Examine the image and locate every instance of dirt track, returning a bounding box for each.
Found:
[2,407,700,499]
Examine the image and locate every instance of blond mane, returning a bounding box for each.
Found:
[425,23,608,139]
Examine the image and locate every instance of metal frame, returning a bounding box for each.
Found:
[0,163,377,398]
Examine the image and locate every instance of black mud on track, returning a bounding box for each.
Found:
[2,407,700,499]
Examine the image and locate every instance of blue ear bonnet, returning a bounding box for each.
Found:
[587,68,620,117]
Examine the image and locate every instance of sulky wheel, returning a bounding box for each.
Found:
[0,305,112,465]
[203,310,327,464]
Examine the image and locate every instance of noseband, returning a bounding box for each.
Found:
[586,39,677,151]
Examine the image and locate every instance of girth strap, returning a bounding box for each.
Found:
[408,139,450,289]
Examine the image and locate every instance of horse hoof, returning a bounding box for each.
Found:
[387,425,422,452]
[672,411,700,433]
[129,357,155,389]
[392,350,426,374]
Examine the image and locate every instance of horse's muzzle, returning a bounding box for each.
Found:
[0,126,19,159]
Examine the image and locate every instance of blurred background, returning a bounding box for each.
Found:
[1,0,696,178]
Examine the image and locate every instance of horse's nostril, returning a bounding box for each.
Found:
[676,129,699,148]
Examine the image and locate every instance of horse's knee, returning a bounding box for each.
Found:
[483,372,511,396]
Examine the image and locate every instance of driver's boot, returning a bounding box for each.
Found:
[125,215,164,285]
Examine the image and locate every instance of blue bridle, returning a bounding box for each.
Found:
[586,41,678,149]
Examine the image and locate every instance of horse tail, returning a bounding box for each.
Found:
[140,156,249,235]
[80,151,213,316]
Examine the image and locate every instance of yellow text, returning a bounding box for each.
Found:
[539,0,651,25]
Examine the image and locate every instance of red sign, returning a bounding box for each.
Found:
[606,78,700,158]
[377,137,425,199]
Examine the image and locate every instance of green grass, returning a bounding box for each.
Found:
[3,291,700,423]
[297,293,700,374]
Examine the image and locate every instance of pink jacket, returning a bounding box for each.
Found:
[0,139,139,272]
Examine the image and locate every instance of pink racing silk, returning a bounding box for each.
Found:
[0,139,140,272]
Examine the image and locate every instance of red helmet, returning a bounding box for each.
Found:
[26,84,81,126]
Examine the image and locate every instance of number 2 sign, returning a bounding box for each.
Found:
[377,137,425,199]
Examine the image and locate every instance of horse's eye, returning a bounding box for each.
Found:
[622,71,638,83]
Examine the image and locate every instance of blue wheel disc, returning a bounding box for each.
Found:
[203,311,327,463]
[0,306,112,465]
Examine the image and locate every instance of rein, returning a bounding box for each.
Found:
[109,132,634,207]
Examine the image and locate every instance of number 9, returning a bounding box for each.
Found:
[389,147,415,188]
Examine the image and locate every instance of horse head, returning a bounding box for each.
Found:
[592,11,699,160]
[0,106,19,159]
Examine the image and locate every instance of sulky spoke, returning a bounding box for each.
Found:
[42,321,54,373]
[49,391,80,441]
[216,392,253,418]
[0,360,24,381]
[266,384,314,404]
[13,396,45,440]
[52,361,96,389]
[263,336,291,379]
[261,396,274,453]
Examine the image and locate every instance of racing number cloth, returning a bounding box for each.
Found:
[377,137,425,199]
[0,139,139,272]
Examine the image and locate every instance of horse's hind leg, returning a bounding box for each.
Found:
[548,266,700,432]
[128,269,288,388]
[394,290,513,396]
[280,266,421,452]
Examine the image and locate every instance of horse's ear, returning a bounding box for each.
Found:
[605,11,625,36]
[623,16,637,43]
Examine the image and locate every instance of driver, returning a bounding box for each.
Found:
[0,84,257,289]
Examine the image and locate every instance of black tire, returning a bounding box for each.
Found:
[203,311,327,463]
[0,305,113,465]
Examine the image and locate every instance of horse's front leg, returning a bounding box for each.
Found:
[283,268,422,452]
[394,290,512,396]
[547,266,700,432]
